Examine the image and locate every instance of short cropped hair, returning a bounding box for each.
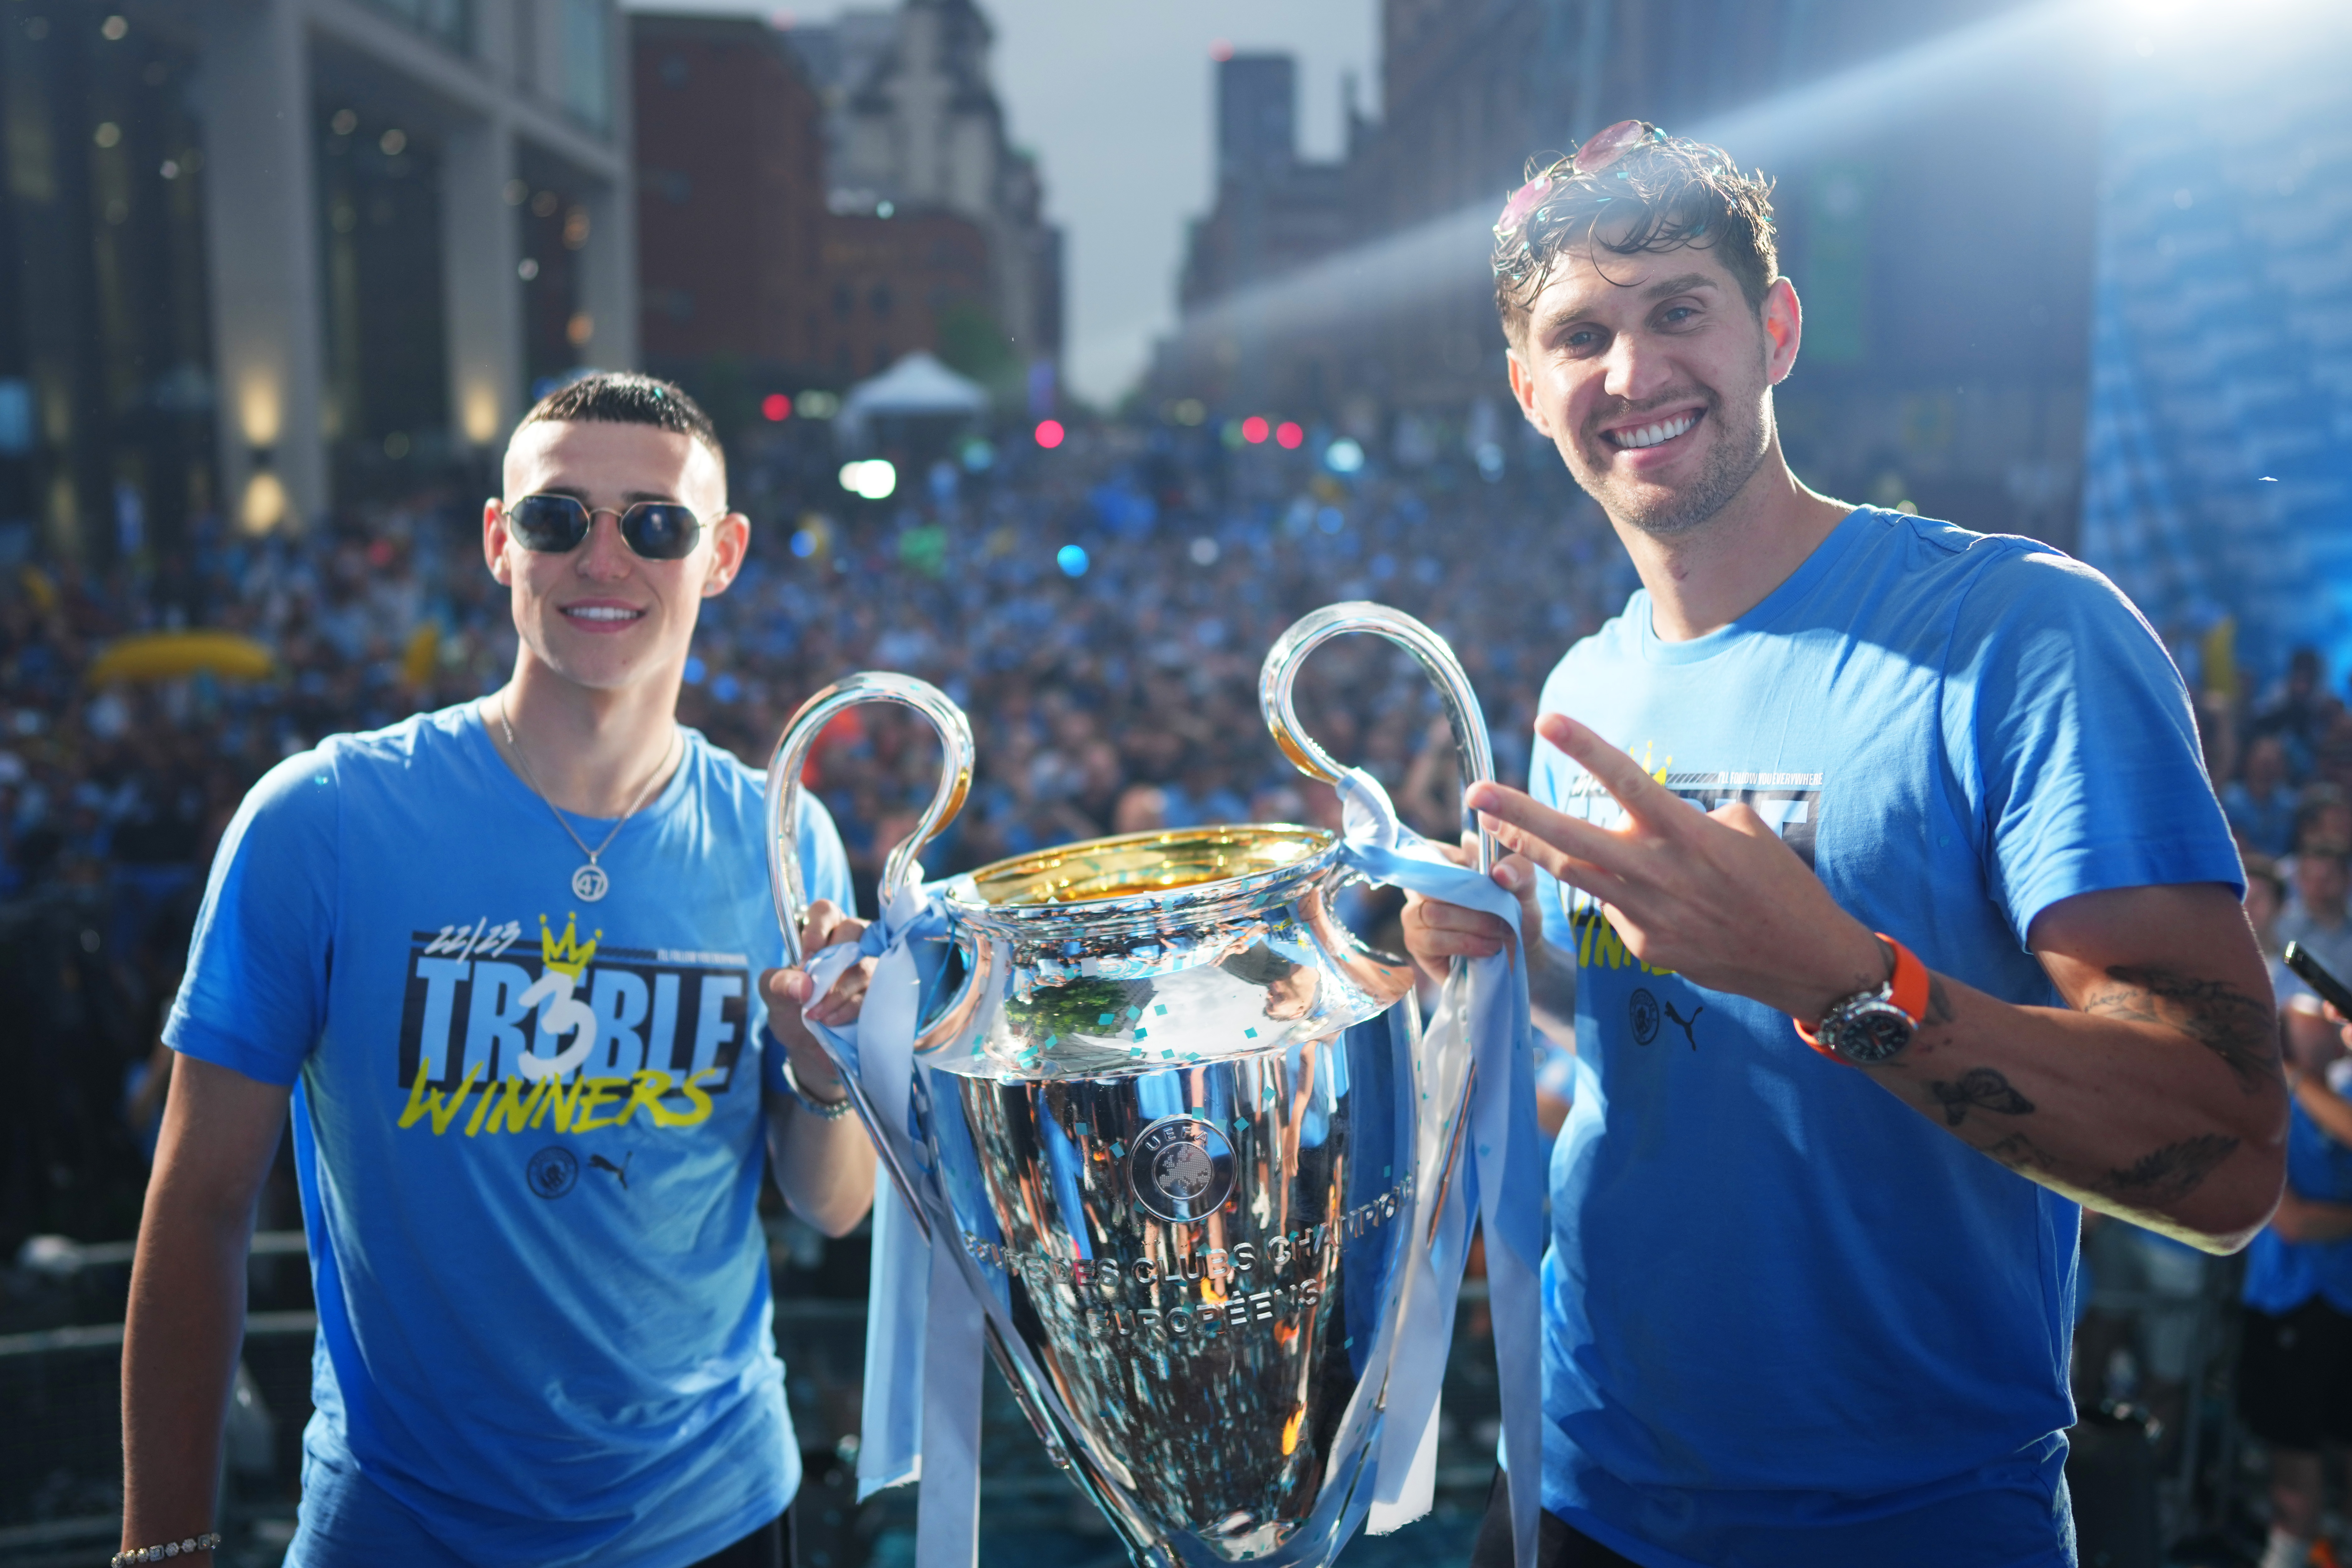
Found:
[1492,134,1778,345]
[517,371,723,467]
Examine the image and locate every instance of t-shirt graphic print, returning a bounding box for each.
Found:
[395,911,757,1143]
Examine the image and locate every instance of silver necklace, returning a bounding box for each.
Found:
[495,698,680,903]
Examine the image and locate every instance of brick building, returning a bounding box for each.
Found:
[632,13,829,372]
[818,211,994,383]
[631,7,1042,413]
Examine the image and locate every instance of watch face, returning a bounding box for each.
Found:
[1832,999,1915,1064]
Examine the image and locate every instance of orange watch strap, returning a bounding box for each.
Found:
[1793,934,1928,1057]
[1882,935,1929,1027]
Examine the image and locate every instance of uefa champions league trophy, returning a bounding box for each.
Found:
[765,604,1538,1568]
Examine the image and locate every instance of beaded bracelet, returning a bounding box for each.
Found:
[114,1535,221,1565]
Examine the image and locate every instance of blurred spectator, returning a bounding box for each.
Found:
[2229,736,2299,858]
[2297,786,2352,861]
[2281,849,2352,984]
[1112,783,1168,836]
[2254,645,2329,780]
[2234,1003,2352,1568]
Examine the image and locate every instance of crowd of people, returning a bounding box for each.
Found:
[9,404,2352,1545]
[0,415,1625,1247]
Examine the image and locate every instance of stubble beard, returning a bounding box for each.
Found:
[1571,387,1774,540]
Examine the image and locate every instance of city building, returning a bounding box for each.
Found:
[0,0,636,569]
[1158,0,2101,545]
[630,8,998,404]
[632,12,829,372]
[785,0,1061,385]
[1179,53,1356,307]
[1176,53,1354,408]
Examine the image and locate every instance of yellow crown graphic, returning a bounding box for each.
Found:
[539,912,601,980]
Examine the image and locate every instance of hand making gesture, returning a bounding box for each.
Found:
[1456,711,1889,1021]
[1406,709,2284,1254]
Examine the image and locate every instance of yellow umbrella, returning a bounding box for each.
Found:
[86,630,279,685]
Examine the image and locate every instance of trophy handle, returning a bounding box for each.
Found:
[763,680,1155,1538]
[765,672,975,966]
[1259,601,1497,873]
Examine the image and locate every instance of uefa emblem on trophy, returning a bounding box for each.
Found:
[766,604,1536,1567]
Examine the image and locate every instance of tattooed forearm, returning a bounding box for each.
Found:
[1925,975,1956,1028]
[1984,1132,2063,1175]
[1930,1067,2036,1127]
[2082,965,2279,1094]
[2098,1133,2241,1205]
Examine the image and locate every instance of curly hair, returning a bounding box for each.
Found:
[1492,133,1779,345]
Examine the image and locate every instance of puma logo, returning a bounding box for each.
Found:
[589,1151,633,1190]
[1662,1000,1703,1050]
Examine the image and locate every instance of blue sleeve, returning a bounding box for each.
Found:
[163,748,340,1086]
[1947,549,2242,945]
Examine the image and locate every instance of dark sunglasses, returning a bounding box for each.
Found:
[500,493,703,560]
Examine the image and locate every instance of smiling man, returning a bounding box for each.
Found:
[119,374,875,1568]
[1404,127,2285,1566]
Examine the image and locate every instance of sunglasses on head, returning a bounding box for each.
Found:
[1492,119,1669,279]
[500,493,703,561]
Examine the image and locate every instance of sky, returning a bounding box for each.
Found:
[625,0,1379,406]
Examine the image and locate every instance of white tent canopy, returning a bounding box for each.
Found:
[839,352,988,425]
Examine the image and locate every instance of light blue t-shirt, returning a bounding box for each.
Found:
[167,704,852,1568]
[2242,1099,2352,1317]
[1529,508,2240,1567]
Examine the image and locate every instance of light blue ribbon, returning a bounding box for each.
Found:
[1335,769,1543,1568]
[802,887,987,1568]
[804,777,1542,1568]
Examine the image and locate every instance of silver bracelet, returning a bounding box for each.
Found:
[780,1059,855,1120]
[115,1536,221,1565]
[792,1079,856,1119]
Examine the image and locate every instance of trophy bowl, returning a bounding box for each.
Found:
[767,605,1495,1567]
[921,822,1422,1563]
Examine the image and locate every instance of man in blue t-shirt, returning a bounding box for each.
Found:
[2237,1036,2352,1568]
[1408,125,2285,1567]
[119,375,876,1568]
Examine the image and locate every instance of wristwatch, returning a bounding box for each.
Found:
[1794,934,1929,1064]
